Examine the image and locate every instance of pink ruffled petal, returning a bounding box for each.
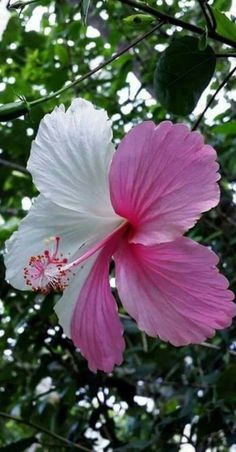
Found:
[109,121,220,245]
[114,237,235,345]
[59,230,125,373]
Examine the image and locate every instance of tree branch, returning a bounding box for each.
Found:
[197,0,214,31]
[0,157,29,175]
[200,341,236,356]
[192,65,236,130]
[88,10,155,96]
[7,0,39,10]
[31,22,164,108]
[118,0,236,48]
[1,22,164,120]
[0,411,91,451]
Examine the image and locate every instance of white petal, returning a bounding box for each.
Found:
[4,195,121,290]
[0,0,10,41]
[27,98,117,219]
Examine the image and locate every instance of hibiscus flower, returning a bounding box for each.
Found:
[4,98,235,372]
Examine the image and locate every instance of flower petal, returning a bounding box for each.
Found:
[109,121,220,245]
[114,237,235,345]
[5,195,120,291]
[28,98,118,221]
[55,231,125,373]
[0,0,10,41]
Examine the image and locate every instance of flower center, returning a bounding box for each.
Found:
[24,221,128,295]
[24,236,71,295]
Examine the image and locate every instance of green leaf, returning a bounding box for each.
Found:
[154,36,216,115]
[211,8,236,42]
[0,218,20,240]
[216,365,236,402]
[0,437,38,452]
[123,14,154,26]
[212,120,236,135]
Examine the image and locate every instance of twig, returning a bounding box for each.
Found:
[0,411,91,451]
[7,0,39,10]
[1,22,164,121]
[30,21,164,108]
[0,157,29,175]
[118,0,236,48]
[192,66,236,130]
[205,2,217,31]
[200,341,236,356]
[198,0,213,31]
[215,53,236,57]
[192,65,236,129]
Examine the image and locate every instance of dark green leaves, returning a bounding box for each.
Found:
[0,437,38,452]
[154,36,216,115]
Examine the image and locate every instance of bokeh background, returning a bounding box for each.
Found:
[0,0,236,450]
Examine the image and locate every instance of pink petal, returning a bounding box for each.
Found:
[70,232,125,373]
[109,121,220,245]
[114,237,235,345]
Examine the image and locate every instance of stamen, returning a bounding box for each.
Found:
[24,236,71,295]
[24,221,127,295]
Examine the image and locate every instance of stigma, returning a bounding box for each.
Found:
[24,236,71,295]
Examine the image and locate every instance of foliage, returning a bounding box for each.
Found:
[0,0,236,450]
[154,36,216,115]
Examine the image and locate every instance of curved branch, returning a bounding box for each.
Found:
[198,0,214,31]
[192,65,236,130]
[88,10,155,96]
[0,411,90,451]
[31,22,164,108]
[118,0,236,48]
[200,341,236,356]
[1,23,164,121]
[0,157,29,175]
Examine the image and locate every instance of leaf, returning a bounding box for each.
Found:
[212,120,236,135]
[0,437,38,452]
[123,14,154,26]
[154,36,216,115]
[0,217,20,240]
[211,8,236,42]
[216,364,236,402]
[213,0,232,10]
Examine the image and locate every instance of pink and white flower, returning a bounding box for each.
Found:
[4,98,235,372]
